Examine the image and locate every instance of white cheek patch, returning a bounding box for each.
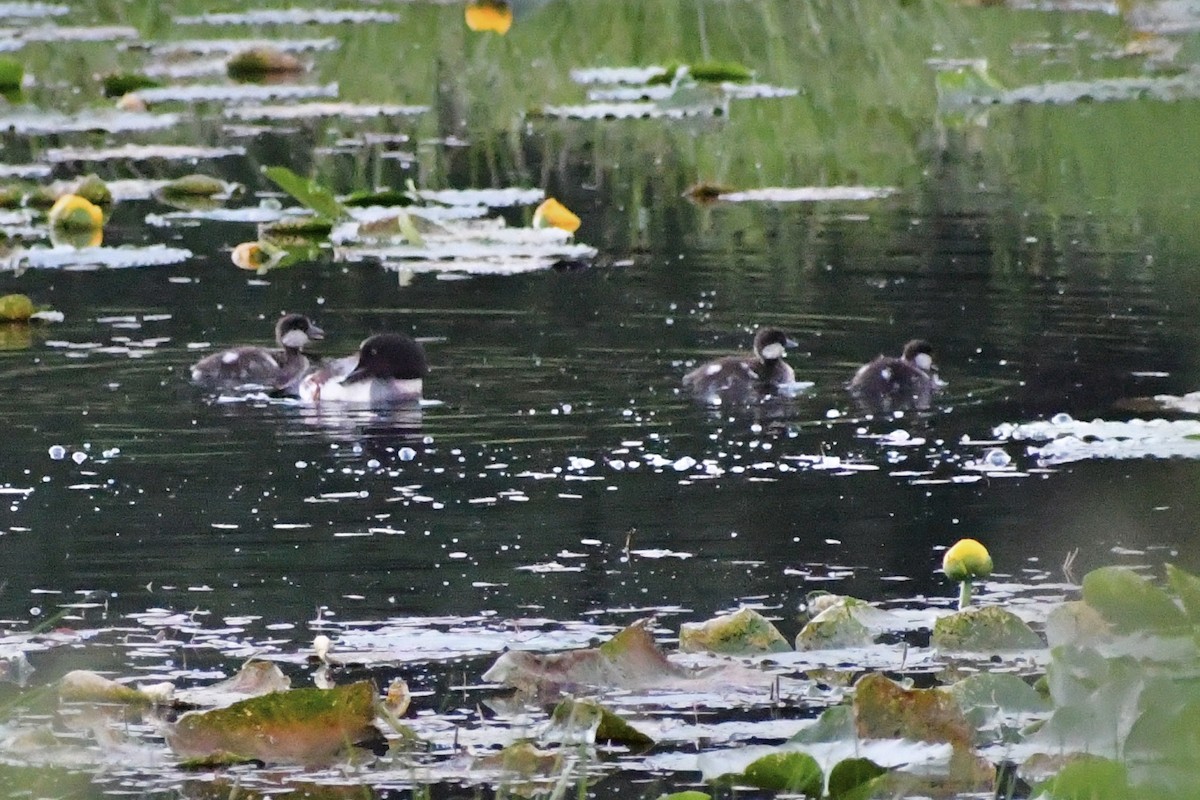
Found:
[914,353,933,371]
[760,342,785,360]
[280,330,308,349]
[221,351,239,364]
[880,367,892,381]
[705,364,722,376]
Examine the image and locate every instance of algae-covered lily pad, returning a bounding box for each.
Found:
[932,605,1042,652]
[795,596,901,651]
[679,607,790,654]
[168,680,378,765]
[226,46,304,79]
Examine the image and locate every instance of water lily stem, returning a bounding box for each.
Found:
[958,579,973,610]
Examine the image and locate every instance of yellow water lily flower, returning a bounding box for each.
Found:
[48,194,103,231]
[532,197,581,234]
[943,538,993,609]
[465,0,513,34]
[231,241,284,272]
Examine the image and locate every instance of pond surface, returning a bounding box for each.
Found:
[3,1,1200,797]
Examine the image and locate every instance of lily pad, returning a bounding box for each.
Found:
[679,607,790,654]
[931,606,1043,651]
[1082,566,1190,635]
[482,617,772,693]
[546,697,654,747]
[168,680,378,765]
[853,673,973,748]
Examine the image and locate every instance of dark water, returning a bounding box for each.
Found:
[4,189,1197,631]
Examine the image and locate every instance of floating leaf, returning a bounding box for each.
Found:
[795,598,876,651]
[1035,756,1133,800]
[261,216,334,241]
[158,174,228,199]
[931,606,1043,651]
[736,751,823,794]
[790,704,856,744]
[1082,566,1190,635]
[679,607,791,654]
[100,72,161,98]
[227,47,304,80]
[853,673,973,748]
[58,670,161,706]
[0,57,22,92]
[647,60,753,85]
[547,697,654,747]
[168,681,378,765]
[1166,564,1200,626]
[827,757,889,800]
[483,617,771,693]
[73,175,112,206]
[343,188,414,208]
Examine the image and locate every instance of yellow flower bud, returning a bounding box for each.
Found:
[942,538,993,583]
[48,194,104,231]
[0,293,34,322]
[532,197,581,234]
[465,0,513,34]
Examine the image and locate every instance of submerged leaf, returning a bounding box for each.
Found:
[679,607,791,654]
[58,670,160,706]
[168,681,378,765]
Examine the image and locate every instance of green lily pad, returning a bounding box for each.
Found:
[827,757,889,800]
[738,751,823,794]
[1082,566,1190,635]
[795,598,876,651]
[1035,755,1133,800]
[0,57,22,92]
[101,72,162,98]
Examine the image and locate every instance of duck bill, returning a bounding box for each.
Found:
[342,362,368,384]
[307,323,326,340]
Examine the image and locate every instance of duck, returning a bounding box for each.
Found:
[299,332,427,405]
[682,327,799,404]
[190,313,324,394]
[848,338,939,412]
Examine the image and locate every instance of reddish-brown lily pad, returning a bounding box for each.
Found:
[168,680,378,765]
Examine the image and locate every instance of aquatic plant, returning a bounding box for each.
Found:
[942,537,993,609]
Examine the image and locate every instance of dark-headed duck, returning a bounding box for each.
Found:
[299,332,427,405]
